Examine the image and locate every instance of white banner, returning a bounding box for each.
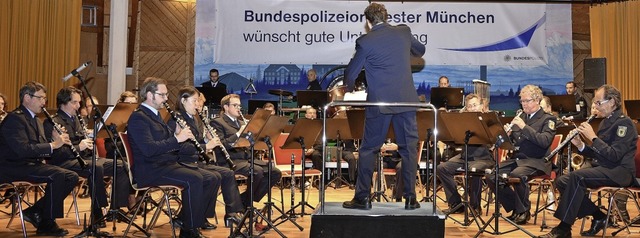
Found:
[202,0,548,66]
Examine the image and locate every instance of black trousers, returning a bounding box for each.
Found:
[437,159,494,209]
[553,167,633,225]
[200,163,244,214]
[0,163,79,220]
[233,160,282,206]
[55,158,131,210]
[485,160,543,214]
[137,164,218,229]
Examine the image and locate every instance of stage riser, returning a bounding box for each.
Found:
[310,215,444,238]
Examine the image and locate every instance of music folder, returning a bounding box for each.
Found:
[96,103,138,138]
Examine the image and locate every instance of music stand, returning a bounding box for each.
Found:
[196,86,227,107]
[281,118,323,217]
[547,95,577,116]
[96,103,138,138]
[296,90,329,109]
[322,118,353,189]
[471,112,536,238]
[430,87,464,110]
[230,109,286,238]
[439,112,495,228]
[417,110,453,203]
[624,100,640,121]
[86,105,113,129]
[248,100,279,115]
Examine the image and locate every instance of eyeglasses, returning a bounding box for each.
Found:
[519,98,534,104]
[594,99,610,106]
[154,92,169,98]
[228,103,242,109]
[29,94,47,101]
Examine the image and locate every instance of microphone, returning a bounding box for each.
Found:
[62,61,92,82]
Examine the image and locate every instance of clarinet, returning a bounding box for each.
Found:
[163,102,214,164]
[41,107,88,169]
[196,107,236,170]
[544,115,596,162]
[76,113,91,139]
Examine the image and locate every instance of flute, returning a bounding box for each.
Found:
[163,102,214,164]
[197,107,236,170]
[41,107,88,169]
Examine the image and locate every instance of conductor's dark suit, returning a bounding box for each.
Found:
[486,109,556,214]
[127,104,216,229]
[43,110,131,210]
[344,22,426,200]
[437,145,495,209]
[200,81,227,92]
[0,106,79,221]
[554,109,637,225]
[168,110,243,215]
[211,114,281,206]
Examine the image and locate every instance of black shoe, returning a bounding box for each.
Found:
[506,211,518,220]
[405,197,420,210]
[201,220,217,230]
[36,220,69,236]
[342,197,371,210]
[513,211,531,225]
[581,217,607,236]
[171,217,184,230]
[22,209,42,229]
[537,226,571,238]
[224,213,242,228]
[443,204,464,214]
[179,228,204,238]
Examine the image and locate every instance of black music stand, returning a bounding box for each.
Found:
[252,115,304,233]
[296,90,329,110]
[430,87,464,110]
[416,110,453,203]
[86,105,113,129]
[548,95,577,117]
[625,100,640,121]
[230,110,286,238]
[472,112,536,238]
[439,112,493,228]
[322,118,353,189]
[196,86,227,108]
[281,118,323,217]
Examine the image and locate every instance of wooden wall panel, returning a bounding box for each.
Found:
[136,0,195,98]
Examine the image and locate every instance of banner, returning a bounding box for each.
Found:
[198,0,548,66]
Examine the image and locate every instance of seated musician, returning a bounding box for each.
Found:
[167,86,244,229]
[127,77,216,238]
[485,84,556,225]
[43,86,133,227]
[437,94,495,215]
[380,139,404,202]
[303,107,357,187]
[539,85,638,238]
[0,82,79,236]
[211,94,282,208]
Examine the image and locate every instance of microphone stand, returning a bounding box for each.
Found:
[70,73,143,237]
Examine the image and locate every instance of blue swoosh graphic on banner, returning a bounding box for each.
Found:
[442,14,546,52]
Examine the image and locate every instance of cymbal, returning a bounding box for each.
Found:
[268,89,293,96]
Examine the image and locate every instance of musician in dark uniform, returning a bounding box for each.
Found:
[560,81,588,120]
[211,93,282,208]
[200,68,227,92]
[539,85,638,238]
[127,77,217,238]
[485,84,556,225]
[0,82,79,236]
[342,3,425,210]
[306,69,322,90]
[437,94,495,215]
[43,86,132,226]
[167,86,244,229]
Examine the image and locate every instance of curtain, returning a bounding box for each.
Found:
[590,0,640,108]
[0,0,81,110]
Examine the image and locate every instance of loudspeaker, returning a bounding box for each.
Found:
[584,58,606,90]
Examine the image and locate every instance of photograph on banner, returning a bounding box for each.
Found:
[194,0,573,114]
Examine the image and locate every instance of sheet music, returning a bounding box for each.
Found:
[95,105,115,132]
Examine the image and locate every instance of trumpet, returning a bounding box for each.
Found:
[41,107,87,169]
[544,115,596,162]
[163,102,214,164]
[505,109,524,133]
[197,107,236,170]
[571,154,585,170]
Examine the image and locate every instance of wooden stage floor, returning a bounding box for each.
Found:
[1,183,639,237]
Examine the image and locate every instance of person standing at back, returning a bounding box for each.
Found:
[342,2,426,210]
